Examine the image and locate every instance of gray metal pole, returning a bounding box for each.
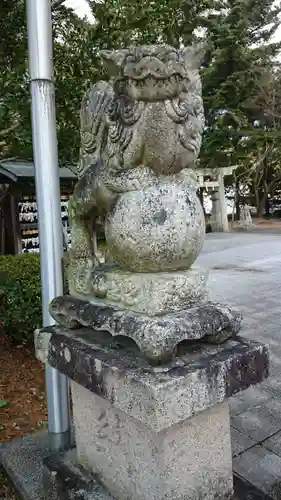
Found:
[26,0,71,452]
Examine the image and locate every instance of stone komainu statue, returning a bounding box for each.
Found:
[51,43,242,362]
[68,44,206,296]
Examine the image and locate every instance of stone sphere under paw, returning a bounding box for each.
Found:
[105,181,205,272]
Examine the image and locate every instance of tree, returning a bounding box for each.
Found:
[87,0,212,47]
[0,0,96,164]
[199,0,281,171]
[0,0,30,159]
[235,67,281,215]
[87,0,281,182]
[52,8,98,165]
[1,0,280,179]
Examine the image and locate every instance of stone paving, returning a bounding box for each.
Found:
[198,231,281,498]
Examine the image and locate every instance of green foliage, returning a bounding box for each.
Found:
[88,0,212,47]
[86,0,281,177]
[53,9,99,166]
[0,401,9,408]
[1,0,281,206]
[0,254,42,344]
[199,0,281,171]
[0,0,31,159]
[0,1,97,165]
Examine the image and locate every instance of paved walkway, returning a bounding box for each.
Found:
[198,232,281,498]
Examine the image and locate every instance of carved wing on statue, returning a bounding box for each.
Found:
[74,81,114,178]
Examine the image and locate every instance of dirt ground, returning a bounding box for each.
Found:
[253,218,281,228]
[0,339,47,499]
[230,218,281,232]
[0,471,17,500]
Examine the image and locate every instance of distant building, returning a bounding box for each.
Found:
[0,160,76,255]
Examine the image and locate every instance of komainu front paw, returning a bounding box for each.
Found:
[67,256,94,296]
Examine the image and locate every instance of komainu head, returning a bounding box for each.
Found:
[100,43,206,102]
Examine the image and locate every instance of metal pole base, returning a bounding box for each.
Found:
[48,429,72,453]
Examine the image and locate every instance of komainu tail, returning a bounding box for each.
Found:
[74,81,114,179]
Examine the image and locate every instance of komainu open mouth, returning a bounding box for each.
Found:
[128,73,185,87]
[114,74,189,102]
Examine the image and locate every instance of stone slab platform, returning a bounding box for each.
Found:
[0,433,274,500]
[35,325,268,432]
[0,431,50,500]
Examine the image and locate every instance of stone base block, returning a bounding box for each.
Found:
[90,265,208,316]
[72,385,233,500]
[35,326,269,431]
[0,432,273,500]
[34,326,269,500]
[42,449,274,500]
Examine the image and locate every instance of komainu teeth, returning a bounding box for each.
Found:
[169,75,179,84]
[129,74,183,89]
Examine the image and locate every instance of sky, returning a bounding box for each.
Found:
[65,0,281,44]
[65,0,94,21]
[274,25,281,44]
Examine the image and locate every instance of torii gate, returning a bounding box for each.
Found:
[197,165,239,232]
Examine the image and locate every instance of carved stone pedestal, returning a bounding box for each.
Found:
[90,265,209,316]
[36,326,269,500]
[49,295,242,363]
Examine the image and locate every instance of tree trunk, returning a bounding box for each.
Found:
[256,191,266,217]
[235,179,240,220]
[265,195,270,216]
[198,188,205,214]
